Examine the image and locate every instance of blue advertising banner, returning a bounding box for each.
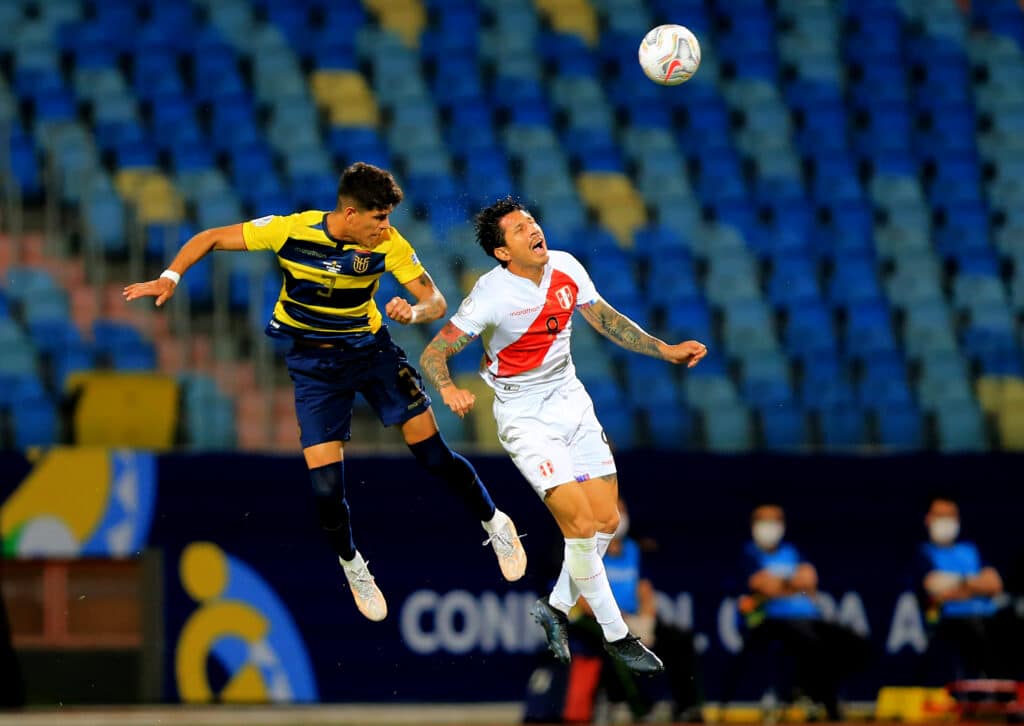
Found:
[148,452,1024,704]
[3,450,1022,703]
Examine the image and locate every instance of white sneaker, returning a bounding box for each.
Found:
[482,515,527,582]
[340,552,387,621]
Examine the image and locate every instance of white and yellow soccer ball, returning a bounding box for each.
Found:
[638,24,701,86]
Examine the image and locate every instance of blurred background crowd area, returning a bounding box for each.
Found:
[1,0,1024,455]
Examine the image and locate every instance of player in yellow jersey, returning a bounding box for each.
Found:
[124,163,526,621]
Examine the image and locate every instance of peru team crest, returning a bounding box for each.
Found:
[555,285,573,310]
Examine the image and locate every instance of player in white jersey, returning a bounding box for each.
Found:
[420,197,707,674]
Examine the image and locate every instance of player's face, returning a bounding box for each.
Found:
[347,206,392,248]
[496,209,549,269]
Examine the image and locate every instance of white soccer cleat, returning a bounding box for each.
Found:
[340,552,387,622]
[482,516,527,582]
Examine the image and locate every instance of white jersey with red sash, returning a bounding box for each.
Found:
[449,250,600,399]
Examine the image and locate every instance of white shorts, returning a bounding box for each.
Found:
[493,378,617,498]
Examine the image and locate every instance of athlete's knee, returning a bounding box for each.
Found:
[309,461,349,527]
[597,510,620,535]
[562,514,598,539]
[408,431,458,475]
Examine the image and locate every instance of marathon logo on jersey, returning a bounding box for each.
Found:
[539,460,555,479]
[555,285,574,310]
[352,253,371,273]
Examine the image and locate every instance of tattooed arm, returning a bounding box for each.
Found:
[579,298,708,367]
[420,322,478,416]
[386,271,447,325]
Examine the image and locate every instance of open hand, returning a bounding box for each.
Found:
[123,277,176,307]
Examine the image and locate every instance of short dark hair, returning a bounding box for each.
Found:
[474,196,526,266]
[337,162,403,211]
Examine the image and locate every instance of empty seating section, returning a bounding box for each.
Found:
[0,0,1023,453]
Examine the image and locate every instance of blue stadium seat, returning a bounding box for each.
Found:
[934,402,989,452]
[820,406,869,449]
[601,407,638,450]
[877,404,926,450]
[784,301,837,355]
[703,405,754,453]
[11,399,58,449]
[664,299,714,343]
[760,404,809,451]
[642,406,693,450]
[828,255,884,307]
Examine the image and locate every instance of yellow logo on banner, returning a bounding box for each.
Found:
[174,542,317,703]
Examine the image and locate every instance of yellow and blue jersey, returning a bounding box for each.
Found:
[242,210,425,345]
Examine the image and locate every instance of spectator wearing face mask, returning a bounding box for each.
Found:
[726,503,869,722]
[918,494,1016,682]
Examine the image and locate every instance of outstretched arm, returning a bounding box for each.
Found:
[420,322,478,417]
[386,271,447,325]
[123,223,247,307]
[579,298,707,367]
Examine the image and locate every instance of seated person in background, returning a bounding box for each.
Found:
[918,494,1016,682]
[733,503,867,722]
[570,498,702,723]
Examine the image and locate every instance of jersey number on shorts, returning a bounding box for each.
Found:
[398,366,424,398]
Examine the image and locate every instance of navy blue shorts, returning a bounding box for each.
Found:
[285,329,432,448]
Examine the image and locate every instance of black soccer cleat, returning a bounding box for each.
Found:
[530,598,571,664]
[603,634,665,675]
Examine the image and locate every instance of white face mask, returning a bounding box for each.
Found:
[614,513,630,540]
[929,517,960,545]
[752,520,784,550]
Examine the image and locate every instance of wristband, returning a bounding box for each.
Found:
[160,269,181,285]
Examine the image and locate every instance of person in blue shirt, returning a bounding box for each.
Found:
[732,503,867,722]
[918,494,1012,682]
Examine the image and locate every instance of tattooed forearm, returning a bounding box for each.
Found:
[581,301,663,358]
[419,323,475,390]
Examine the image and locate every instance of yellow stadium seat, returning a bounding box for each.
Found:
[975,376,1003,415]
[68,372,180,450]
[460,267,489,295]
[534,0,599,45]
[365,0,426,47]
[328,103,380,127]
[1003,377,1024,406]
[310,70,371,101]
[576,173,648,246]
[598,208,647,247]
[997,404,1024,450]
[135,176,185,224]
[454,373,502,452]
[554,13,599,45]
[114,169,159,202]
[576,173,635,204]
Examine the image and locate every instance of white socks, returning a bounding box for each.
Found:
[340,550,364,570]
[553,535,628,642]
[549,531,614,612]
[481,508,510,534]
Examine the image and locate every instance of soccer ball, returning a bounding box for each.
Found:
[638,24,701,86]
